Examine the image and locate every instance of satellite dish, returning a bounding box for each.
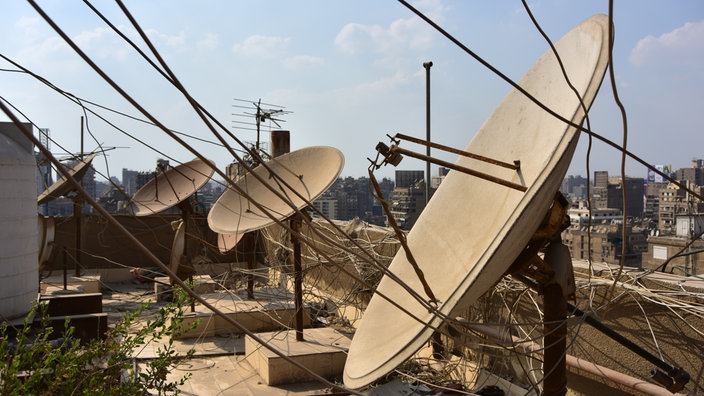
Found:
[131,159,214,287]
[217,232,244,254]
[37,153,97,204]
[170,220,186,277]
[37,215,55,270]
[131,158,214,216]
[208,146,344,234]
[343,14,611,389]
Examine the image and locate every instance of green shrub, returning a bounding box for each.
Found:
[0,288,196,395]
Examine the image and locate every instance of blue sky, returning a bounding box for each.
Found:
[1,1,703,182]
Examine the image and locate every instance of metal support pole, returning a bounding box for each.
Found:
[541,240,571,396]
[423,61,432,205]
[63,247,68,290]
[245,233,255,300]
[424,61,443,359]
[291,216,304,342]
[75,116,84,277]
[73,198,82,277]
[543,281,567,396]
[271,128,304,340]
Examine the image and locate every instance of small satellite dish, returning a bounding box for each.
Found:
[170,220,186,277]
[37,215,55,270]
[37,153,97,204]
[208,146,344,235]
[343,14,611,389]
[217,232,244,254]
[131,158,214,287]
[131,158,214,216]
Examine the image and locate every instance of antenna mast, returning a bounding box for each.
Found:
[232,98,291,161]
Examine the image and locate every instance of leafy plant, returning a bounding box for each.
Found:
[0,288,197,395]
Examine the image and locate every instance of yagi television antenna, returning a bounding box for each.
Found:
[344,14,612,389]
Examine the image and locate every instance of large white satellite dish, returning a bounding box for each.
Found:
[37,153,97,204]
[131,158,214,216]
[208,146,344,235]
[343,14,612,389]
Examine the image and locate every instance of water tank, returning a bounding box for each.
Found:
[0,122,38,320]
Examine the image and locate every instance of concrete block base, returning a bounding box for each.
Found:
[174,292,311,339]
[245,327,351,386]
[40,274,101,294]
[154,274,218,301]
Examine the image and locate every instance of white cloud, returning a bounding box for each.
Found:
[197,33,219,50]
[335,23,384,54]
[67,26,135,61]
[232,35,291,59]
[13,35,70,69]
[15,16,42,42]
[74,27,112,49]
[283,55,324,70]
[350,71,411,96]
[161,31,186,48]
[630,20,704,68]
[334,0,447,55]
[143,28,187,49]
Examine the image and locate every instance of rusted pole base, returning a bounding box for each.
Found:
[543,281,567,396]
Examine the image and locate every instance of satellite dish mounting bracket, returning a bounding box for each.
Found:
[500,191,574,395]
[506,192,574,294]
[370,133,526,192]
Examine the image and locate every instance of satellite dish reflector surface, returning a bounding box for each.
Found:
[208,146,344,234]
[217,232,244,254]
[343,14,612,389]
[37,215,55,269]
[170,220,186,276]
[37,153,97,205]
[131,158,214,216]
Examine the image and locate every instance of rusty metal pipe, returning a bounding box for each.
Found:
[390,145,527,192]
[459,321,683,396]
[395,132,520,170]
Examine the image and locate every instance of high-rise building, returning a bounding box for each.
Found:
[590,171,644,218]
[395,170,424,189]
[389,179,426,230]
[673,159,704,187]
[122,168,139,196]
